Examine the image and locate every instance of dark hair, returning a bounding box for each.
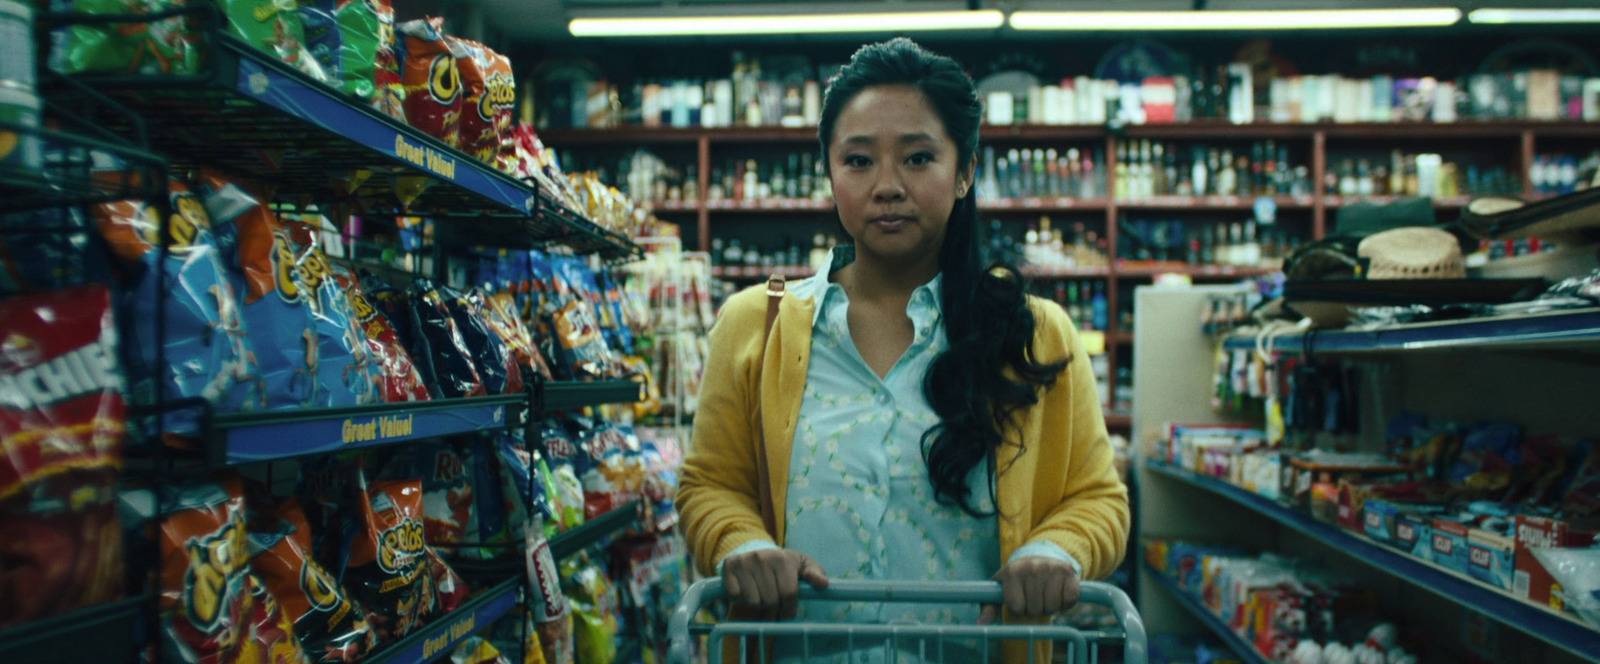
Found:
[818,38,1069,518]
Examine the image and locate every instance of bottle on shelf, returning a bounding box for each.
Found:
[1091,282,1109,332]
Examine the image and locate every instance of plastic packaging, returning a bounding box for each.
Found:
[246,498,377,663]
[525,515,573,664]
[333,266,430,402]
[345,474,435,641]
[397,17,463,147]
[408,280,487,398]
[1531,547,1600,627]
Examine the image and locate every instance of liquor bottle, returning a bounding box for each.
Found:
[1139,140,1155,199]
[1186,230,1201,264]
[1046,148,1061,197]
[786,154,801,198]
[1251,141,1266,195]
[724,238,744,264]
[979,146,1000,200]
[1200,225,1216,264]
[1356,159,1375,197]
[1019,149,1034,197]
[1034,149,1048,198]
[1229,222,1245,266]
[1114,143,1129,200]
[771,164,786,200]
[1242,220,1261,266]
[1164,143,1179,197]
[1338,159,1358,196]
[1216,149,1238,196]
[1066,282,1083,324]
[1091,282,1109,332]
[1192,146,1209,197]
[1007,149,1023,198]
[708,168,726,201]
[1151,142,1167,195]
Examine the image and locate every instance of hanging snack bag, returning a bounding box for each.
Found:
[379,440,476,547]
[200,171,318,409]
[345,473,435,641]
[219,0,329,82]
[333,265,430,402]
[398,17,464,148]
[561,558,618,664]
[0,286,124,628]
[247,499,378,663]
[49,0,203,75]
[577,424,642,521]
[440,285,521,395]
[526,515,574,664]
[94,179,259,442]
[281,218,381,407]
[451,636,512,664]
[428,548,469,616]
[445,36,496,164]
[138,476,311,664]
[409,280,488,398]
[362,0,405,119]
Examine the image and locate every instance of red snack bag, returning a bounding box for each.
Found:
[345,475,435,641]
[525,517,573,664]
[152,476,311,664]
[399,17,464,148]
[333,266,429,403]
[0,286,124,628]
[247,498,378,663]
[483,49,518,175]
[428,549,469,616]
[484,290,552,381]
[446,36,495,164]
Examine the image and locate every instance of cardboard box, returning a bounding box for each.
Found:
[1395,511,1436,561]
[1364,499,1402,545]
[1432,518,1473,574]
[1468,527,1516,590]
[1513,516,1600,608]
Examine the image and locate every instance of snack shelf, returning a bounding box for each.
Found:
[711,265,816,280]
[365,576,521,664]
[1104,412,1132,429]
[550,498,643,561]
[0,596,147,664]
[542,379,645,411]
[211,394,526,465]
[705,198,833,212]
[1117,195,1314,211]
[979,197,1112,212]
[1141,563,1270,664]
[59,29,636,259]
[1219,307,1600,354]
[0,119,167,214]
[1146,461,1600,662]
[1114,262,1279,278]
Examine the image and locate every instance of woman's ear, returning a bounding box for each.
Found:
[962,153,978,195]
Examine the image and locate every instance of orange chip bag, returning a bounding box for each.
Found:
[345,475,434,641]
[247,499,378,663]
[484,291,552,381]
[399,18,463,148]
[332,266,429,403]
[484,49,517,175]
[151,476,311,664]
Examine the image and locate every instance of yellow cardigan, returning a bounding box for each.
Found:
[679,282,1130,660]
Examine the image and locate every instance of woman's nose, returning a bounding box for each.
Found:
[871,173,906,201]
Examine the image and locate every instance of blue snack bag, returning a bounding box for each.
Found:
[408,280,487,398]
[281,215,381,406]
[298,1,343,82]
[94,180,260,443]
[438,285,521,395]
[200,170,316,409]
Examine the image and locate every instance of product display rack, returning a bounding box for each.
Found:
[363,577,522,664]
[0,596,148,664]
[1146,461,1600,663]
[1220,308,1600,354]
[542,378,648,412]
[1140,563,1272,664]
[50,15,638,261]
[210,394,527,464]
[549,498,645,560]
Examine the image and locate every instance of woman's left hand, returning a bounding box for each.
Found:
[977,557,1080,624]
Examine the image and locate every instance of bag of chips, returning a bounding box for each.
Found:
[561,557,618,664]
[483,290,552,382]
[409,280,487,398]
[484,49,518,175]
[0,286,124,628]
[526,516,574,664]
[446,36,495,164]
[200,171,318,409]
[135,476,311,664]
[362,0,405,119]
[428,548,468,616]
[333,266,430,403]
[219,0,329,82]
[247,498,378,663]
[451,636,512,664]
[298,1,342,82]
[94,180,260,442]
[398,17,463,148]
[440,285,521,395]
[378,440,476,547]
[48,0,203,75]
[345,474,435,641]
[281,218,381,407]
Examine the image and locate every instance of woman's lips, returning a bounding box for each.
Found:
[872,215,913,231]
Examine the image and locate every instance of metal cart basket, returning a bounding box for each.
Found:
[666,579,1147,664]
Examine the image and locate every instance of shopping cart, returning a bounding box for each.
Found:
[666,579,1146,664]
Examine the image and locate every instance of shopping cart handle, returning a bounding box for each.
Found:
[667,578,1147,664]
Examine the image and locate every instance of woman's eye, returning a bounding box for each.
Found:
[906,152,934,166]
[843,155,871,168]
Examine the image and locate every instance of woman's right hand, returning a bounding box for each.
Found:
[722,548,830,619]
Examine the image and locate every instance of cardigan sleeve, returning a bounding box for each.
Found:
[1022,299,1131,581]
[677,287,778,576]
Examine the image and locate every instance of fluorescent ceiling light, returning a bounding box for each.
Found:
[1468,8,1600,23]
[1010,8,1463,30]
[569,10,1005,37]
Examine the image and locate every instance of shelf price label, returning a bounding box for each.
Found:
[341,414,416,444]
[394,135,459,181]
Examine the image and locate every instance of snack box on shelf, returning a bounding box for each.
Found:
[1231,450,1284,500]
[1430,517,1476,575]
[1395,510,1441,561]
[1365,499,1449,549]
[1165,424,1264,475]
[1468,525,1517,591]
[1281,455,1414,511]
[1513,515,1600,608]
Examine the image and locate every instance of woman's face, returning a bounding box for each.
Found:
[828,84,972,271]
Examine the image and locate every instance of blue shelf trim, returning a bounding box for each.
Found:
[367,577,520,664]
[229,47,534,216]
[1142,563,1270,664]
[215,394,524,464]
[1221,308,1600,354]
[1146,461,1600,662]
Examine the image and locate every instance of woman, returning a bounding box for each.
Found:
[678,38,1129,662]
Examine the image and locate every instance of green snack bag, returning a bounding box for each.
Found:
[218,0,329,82]
[50,0,203,75]
[332,0,378,102]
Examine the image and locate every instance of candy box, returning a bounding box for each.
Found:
[1364,498,1403,545]
[1431,517,1474,574]
[1468,526,1516,591]
[1514,515,1600,608]
[1395,510,1437,561]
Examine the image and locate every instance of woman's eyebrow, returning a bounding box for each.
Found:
[838,132,939,147]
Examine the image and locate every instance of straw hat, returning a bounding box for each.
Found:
[1357,226,1465,280]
